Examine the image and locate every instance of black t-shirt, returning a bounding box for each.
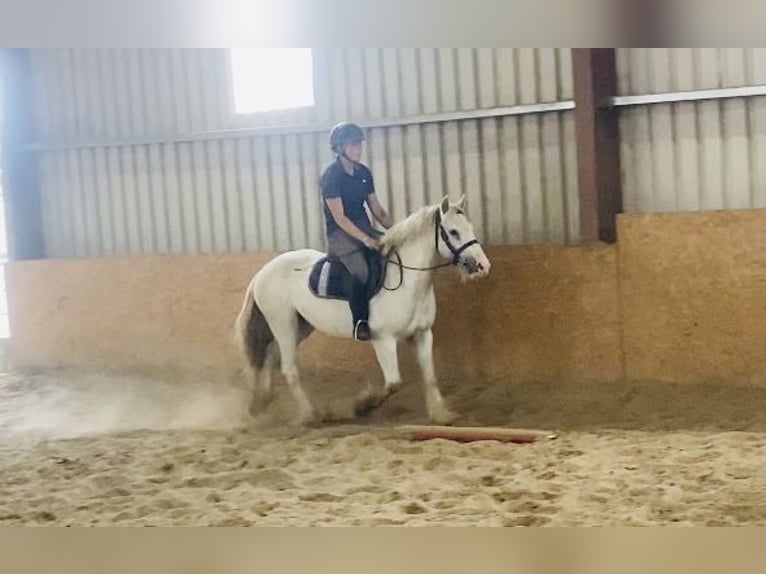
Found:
[319,158,375,236]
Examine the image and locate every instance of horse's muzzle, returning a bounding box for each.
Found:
[476,257,491,277]
[461,255,491,278]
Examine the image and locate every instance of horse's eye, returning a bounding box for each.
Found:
[449,230,460,239]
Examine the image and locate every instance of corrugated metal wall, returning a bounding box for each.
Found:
[0,180,8,338]
[28,48,579,258]
[618,49,766,212]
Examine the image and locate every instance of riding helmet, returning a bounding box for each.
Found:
[329,121,365,153]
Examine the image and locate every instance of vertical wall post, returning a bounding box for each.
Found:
[572,48,622,244]
[1,48,45,260]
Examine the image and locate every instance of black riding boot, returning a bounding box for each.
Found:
[349,280,371,341]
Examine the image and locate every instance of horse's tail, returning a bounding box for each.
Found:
[234,278,274,373]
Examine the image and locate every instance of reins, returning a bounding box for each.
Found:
[294,210,477,293]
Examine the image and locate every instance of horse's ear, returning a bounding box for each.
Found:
[440,196,450,214]
[453,194,466,210]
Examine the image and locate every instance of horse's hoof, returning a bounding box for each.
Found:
[248,394,274,417]
[298,410,324,428]
[318,408,354,425]
[430,409,459,426]
[248,402,262,417]
[354,396,379,418]
[386,381,404,394]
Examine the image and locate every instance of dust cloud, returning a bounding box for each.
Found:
[0,371,252,440]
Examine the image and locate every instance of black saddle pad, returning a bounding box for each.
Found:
[308,250,386,301]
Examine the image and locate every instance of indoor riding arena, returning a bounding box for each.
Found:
[1,48,765,527]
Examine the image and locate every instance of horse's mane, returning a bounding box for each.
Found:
[381,204,439,250]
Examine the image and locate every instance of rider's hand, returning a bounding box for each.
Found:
[364,236,381,251]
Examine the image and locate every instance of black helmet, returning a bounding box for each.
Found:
[329,121,365,153]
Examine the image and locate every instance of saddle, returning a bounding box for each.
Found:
[308,249,387,301]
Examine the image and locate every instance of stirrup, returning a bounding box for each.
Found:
[354,320,371,341]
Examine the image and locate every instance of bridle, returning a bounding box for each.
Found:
[434,208,479,266]
[383,209,479,291]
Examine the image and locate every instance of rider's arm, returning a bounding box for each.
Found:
[325,198,378,248]
[366,193,394,229]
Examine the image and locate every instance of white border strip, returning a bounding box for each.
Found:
[22,85,766,151]
[24,101,575,152]
[611,85,766,107]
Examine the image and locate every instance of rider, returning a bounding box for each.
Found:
[320,121,394,342]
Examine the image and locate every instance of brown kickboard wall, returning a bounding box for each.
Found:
[618,210,766,385]
[6,245,621,385]
[8,209,766,386]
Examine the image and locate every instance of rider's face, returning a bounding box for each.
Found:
[343,141,364,162]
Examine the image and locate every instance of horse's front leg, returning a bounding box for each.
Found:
[354,336,403,417]
[414,328,458,425]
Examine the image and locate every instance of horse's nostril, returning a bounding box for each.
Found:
[477,262,484,271]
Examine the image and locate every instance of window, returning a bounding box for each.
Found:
[229,48,315,114]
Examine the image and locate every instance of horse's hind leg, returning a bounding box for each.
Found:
[249,313,314,418]
[248,342,277,416]
[272,313,318,426]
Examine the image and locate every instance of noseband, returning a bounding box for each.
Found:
[435,210,479,265]
[380,209,480,292]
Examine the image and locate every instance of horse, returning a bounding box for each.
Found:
[234,195,491,426]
